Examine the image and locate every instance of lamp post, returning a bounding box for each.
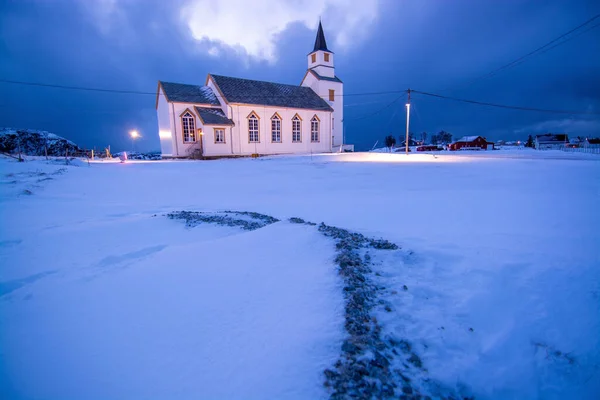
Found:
[198,128,204,158]
[405,89,411,155]
[129,130,140,153]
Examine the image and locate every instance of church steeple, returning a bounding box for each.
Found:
[313,21,330,52]
[301,20,344,150]
[307,21,334,78]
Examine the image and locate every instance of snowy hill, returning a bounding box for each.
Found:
[0,128,83,156]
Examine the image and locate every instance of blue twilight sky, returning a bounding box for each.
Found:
[1,0,599,152]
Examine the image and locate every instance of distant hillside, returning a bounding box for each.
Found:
[0,128,83,156]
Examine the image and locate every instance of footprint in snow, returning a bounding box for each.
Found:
[97,244,168,268]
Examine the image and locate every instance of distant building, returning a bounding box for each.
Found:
[155,22,347,158]
[399,138,420,148]
[448,136,494,151]
[534,134,568,150]
[416,145,441,152]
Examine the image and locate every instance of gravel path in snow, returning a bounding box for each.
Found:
[168,211,472,400]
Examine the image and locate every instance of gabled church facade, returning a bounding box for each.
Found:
[156,22,346,158]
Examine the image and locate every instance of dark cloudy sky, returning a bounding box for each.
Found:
[1,0,599,152]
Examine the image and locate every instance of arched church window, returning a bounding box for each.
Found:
[248,112,259,143]
[311,116,320,143]
[181,111,196,143]
[292,115,302,143]
[271,114,281,143]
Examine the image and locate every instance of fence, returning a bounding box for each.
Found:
[561,145,600,155]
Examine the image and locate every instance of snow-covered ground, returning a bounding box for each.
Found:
[1,150,599,399]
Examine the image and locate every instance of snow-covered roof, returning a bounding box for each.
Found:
[159,81,220,105]
[455,136,481,142]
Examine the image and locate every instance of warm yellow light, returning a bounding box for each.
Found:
[130,130,140,139]
[198,128,204,136]
[335,153,465,164]
[159,130,171,139]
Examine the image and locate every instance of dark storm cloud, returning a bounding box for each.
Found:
[1,0,599,152]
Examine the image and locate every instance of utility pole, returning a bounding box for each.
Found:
[405,89,411,155]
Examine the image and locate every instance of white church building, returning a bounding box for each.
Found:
[156,22,348,158]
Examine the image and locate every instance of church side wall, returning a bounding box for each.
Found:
[312,80,344,148]
[302,74,344,148]
[327,82,344,148]
[157,88,174,156]
[229,105,332,155]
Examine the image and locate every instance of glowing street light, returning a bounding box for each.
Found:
[129,130,140,153]
[405,89,411,155]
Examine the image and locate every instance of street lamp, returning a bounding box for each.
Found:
[405,89,411,155]
[129,130,140,153]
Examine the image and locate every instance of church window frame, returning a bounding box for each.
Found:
[180,109,197,143]
[311,53,316,63]
[292,114,302,143]
[271,113,282,143]
[324,53,330,62]
[311,115,320,143]
[214,128,225,144]
[248,111,260,143]
[329,89,335,102]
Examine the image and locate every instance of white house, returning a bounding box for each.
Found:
[534,133,568,150]
[156,22,348,158]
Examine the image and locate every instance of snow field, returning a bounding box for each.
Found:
[1,150,599,399]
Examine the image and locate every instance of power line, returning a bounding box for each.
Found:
[343,93,407,122]
[0,79,155,95]
[446,13,600,91]
[412,89,600,115]
[0,78,405,98]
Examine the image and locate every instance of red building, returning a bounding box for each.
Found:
[448,136,494,151]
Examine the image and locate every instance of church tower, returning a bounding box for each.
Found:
[307,21,335,78]
[301,21,344,149]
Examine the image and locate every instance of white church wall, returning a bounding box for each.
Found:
[229,105,332,155]
[301,72,319,92]
[301,73,344,148]
[323,81,344,148]
[201,125,234,157]
[156,87,174,156]
[307,51,335,78]
[168,102,225,157]
[206,77,230,117]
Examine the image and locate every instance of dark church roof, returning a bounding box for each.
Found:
[159,81,219,105]
[312,21,331,52]
[195,107,234,126]
[209,74,333,111]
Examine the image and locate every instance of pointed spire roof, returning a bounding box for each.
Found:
[312,21,330,52]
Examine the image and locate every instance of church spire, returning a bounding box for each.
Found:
[313,20,330,52]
